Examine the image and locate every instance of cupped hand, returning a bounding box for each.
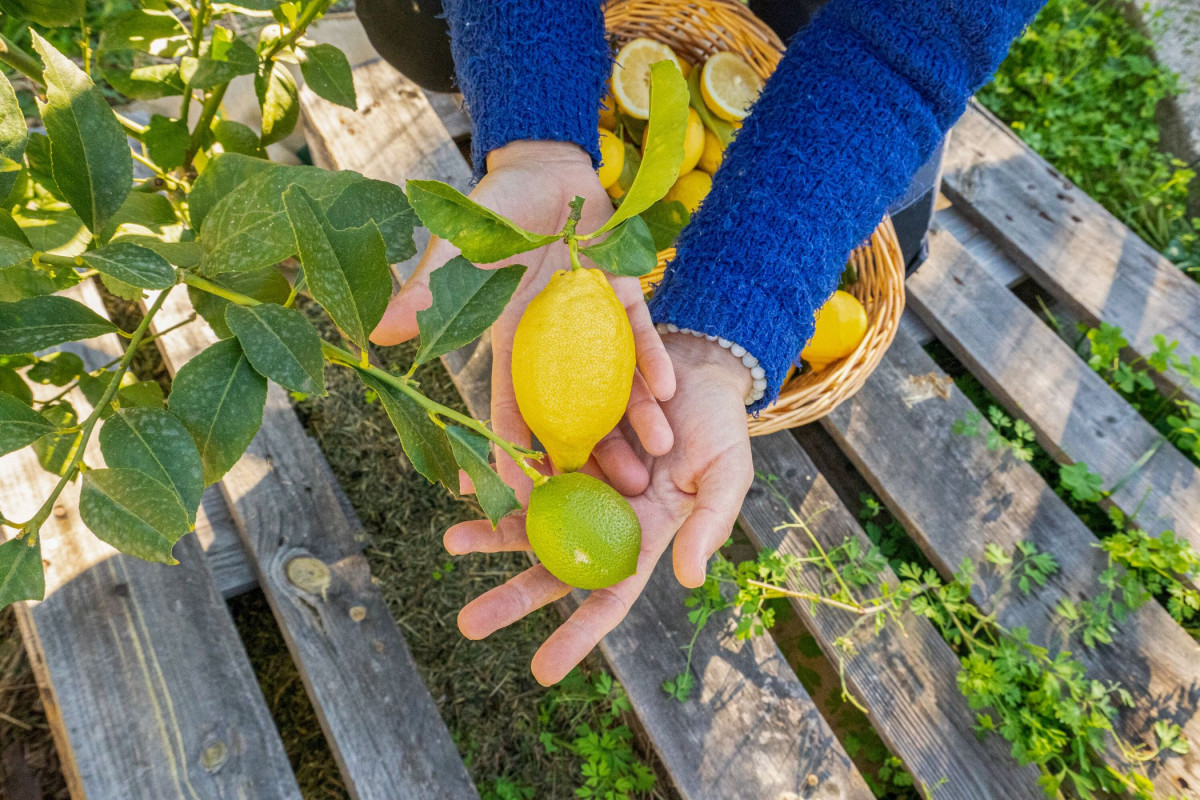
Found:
[445,333,755,685]
[371,140,676,500]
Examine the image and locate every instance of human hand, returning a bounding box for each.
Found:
[371,140,676,500]
[445,333,754,685]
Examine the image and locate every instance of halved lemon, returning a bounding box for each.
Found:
[612,38,683,120]
[700,52,763,122]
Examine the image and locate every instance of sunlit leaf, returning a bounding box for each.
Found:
[180,34,258,89]
[0,0,83,27]
[32,402,80,476]
[358,370,457,490]
[99,407,204,524]
[0,295,117,355]
[0,72,27,200]
[101,62,186,101]
[188,152,277,230]
[143,115,190,171]
[300,43,356,109]
[80,468,191,563]
[580,216,657,277]
[188,266,291,338]
[211,119,266,159]
[0,538,43,609]
[325,178,416,264]
[0,392,55,455]
[97,8,189,56]
[446,425,519,526]
[82,241,176,289]
[406,180,558,263]
[415,256,524,364]
[639,200,690,250]
[225,303,326,395]
[256,61,299,146]
[26,352,83,386]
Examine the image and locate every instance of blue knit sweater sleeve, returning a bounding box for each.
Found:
[442,0,609,175]
[649,0,1045,410]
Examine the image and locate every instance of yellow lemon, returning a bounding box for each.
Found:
[597,128,624,189]
[599,87,619,130]
[664,170,712,214]
[801,290,868,370]
[698,129,725,173]
[526,472,641,590]
[612,38,683,120]
[640,107,703,174]
[512,268,635,472]
[700,52,762,122]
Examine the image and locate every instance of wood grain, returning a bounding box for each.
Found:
[943,102,1200,407]
[909,226,1200,563]
[3,281,300,800]
[821,330,1200,797]
[743,432,1044,798]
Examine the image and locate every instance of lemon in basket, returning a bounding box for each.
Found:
[802,290,868,371]
[599,87,619,130]
[641,107,704,174]
[597,128,624,189]
[612,37,683,119]
[699,129,725,173]
[701,52,763,122]
[664,170,712,215]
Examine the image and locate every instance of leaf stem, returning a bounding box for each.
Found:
[262,0,334,61]
[182,83,227,174]
[17,288,172,543]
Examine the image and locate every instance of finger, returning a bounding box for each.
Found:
[530,572,649,686]
[672,450,754,589]
[625,298,675,401]
[458,565,570,640]
[625,371,673,457]
[444,515,531,555]
[370,238,455,345]
[589,427,649,496]
[459,470,475,495]
[490,337,538,502]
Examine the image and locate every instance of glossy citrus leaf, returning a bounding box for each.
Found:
[300,43,356,109]
[97,8,188,56]
[358,370,458,490]
[32,402,80,476]
[26,352,84,386]
[580,216,657,277]
[415,256,524,364]
[0,72,27,201]
[99,407,204,524]
[167,338,267,485]
[188,152,277,231]
[256,61,299,147]
[0,238,33,270]
[283,185,390,349]
[225,303,326,395]
[0,295,117,355]
[188,266,292,339]
[0,369,33,406]
[0,0,83,27]
[143,115,190,171]
[0,392,55,455]
[446,425,519,526]
[80,468,191,564]
[325,178,417,264]
[0,537,43,609]
[101,62,186,101]
[211,120,266,159]
[82,241,176,289]
[639,200,690,250]
[30,31,132,234]
[181,33,258,89]
[406,180,557,263]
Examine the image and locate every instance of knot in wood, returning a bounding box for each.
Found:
[200,740,228,771]
[286,556,331,598]
[349,605,367,622]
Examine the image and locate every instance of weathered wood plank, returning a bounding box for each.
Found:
[147,288,479,800]
[943,102,1200,406]
[909,226,1200,560]
[301,59,873,800]
[3,281,300,800]
[742,433,1044,798]
[194,486,258,598]
[820,330,1200,797]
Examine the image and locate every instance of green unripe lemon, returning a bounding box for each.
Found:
[526,473,641,590]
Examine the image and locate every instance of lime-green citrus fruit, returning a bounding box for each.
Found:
[526,472,641,590]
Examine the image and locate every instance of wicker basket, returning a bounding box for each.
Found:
[604,0,906,435]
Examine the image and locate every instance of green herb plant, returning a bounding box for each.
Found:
[667,476,1188,799]
[0,1,693,608]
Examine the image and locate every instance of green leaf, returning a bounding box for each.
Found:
[0,369,33,405]
[283,185,390,349]
[358,370,458,490]
[686,68,736,147]
[99,191,179,243]
[79,468,191,563]
[167,338,267,485]
[581,216,657,277]
[225,303,326,395]
[0,211,30,247]
[199,163,361,274]
[0,258,84,302]
[0,392,55,455]
[594,62,689,236]
[300,43,357,109]
[256,61,299,147]
[180,34,258,90]
[27,352,83,386]
[446,425,519,526]
[640,200,690,250]
[0,537,43,609]
[0,0,82,27]
[11,206,90,255]
[0,73,27,201]
[82,241,176,289]
[0,237,33,270]
[97,8,189,56]
[0,295,117,355]
[188,266,292,338]
[143,115,190,171]
[325,179,417,264]
[99,407,204,524]
[414,256,524,364]
[211,120,266,159]
[31,31,132,234]
[405,180,558,263]
[32,402,80,476]
[22,132,62,202]
[101,62,186,101]
[115,380,163,411]
[188,152,278,231]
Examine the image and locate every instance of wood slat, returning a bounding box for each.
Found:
[942,102,1200,406]
[300,57,873,800]
[742,432,1044,798]
[148,289,478,800]
[909,226,1200,558]
[3,281,300,800]
[820,330,1200,797]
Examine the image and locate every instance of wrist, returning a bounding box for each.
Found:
[486,140,593,173]
[661,332,754,399]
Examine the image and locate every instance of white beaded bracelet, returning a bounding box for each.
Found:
[655,322,767,406]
